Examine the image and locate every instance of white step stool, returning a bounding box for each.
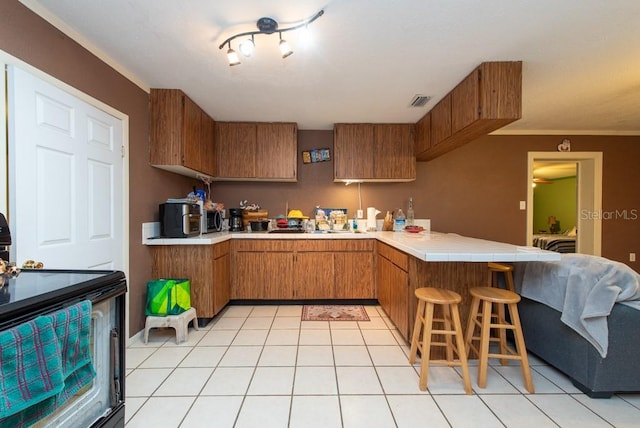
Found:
[144,307,199,344]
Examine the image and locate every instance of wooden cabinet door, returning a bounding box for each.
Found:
[334,252,374,298]
[373,124,415,180]
[293,253,334,299]
[216,122,257,178]
[213,249,230,315]
[200,112,216,177]
[150,89,183,166]
[451,69,480,134]
[389,263,410,339]
[479,61,522,120]
[256,123,297,180]
[232,252,265,298]
[414,113,431,156]
[151,246,215,319]
[334,124,375,179]
[430,94,452,146]
[377,255,392,315]
[262,253,294,299]
[182,95,202,172]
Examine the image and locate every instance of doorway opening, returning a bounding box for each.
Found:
[527,152,602,256]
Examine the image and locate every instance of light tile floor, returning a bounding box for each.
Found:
[126,305,640,427]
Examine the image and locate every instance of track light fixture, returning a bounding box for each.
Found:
[219,10,324,66]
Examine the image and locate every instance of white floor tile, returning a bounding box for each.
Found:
[218,345,262,367]
[179,346,226,367]
[200,367,254,395]
[361,329,398,345]
[368,345,411,366]
[434,394,503,428]
[300,320,330,329]
[249,305,279,317]
[138,346,192,368]
[333,345,372,366]
[387,395,450,428]
[363,306,383,317]
[180,396,243,428]
[126,347,157,369]
[258,345,298,366]
[290,395,342,428]
[276,305,303,317]
[125,368,172,397]
[340,395,396,428]
[198,329,237,346]
[299,328,332,345]
[527,394,611,427]
[532,365,582,393]
[480,394,557,427]
[241,316,273,329]
[210,317,245,330]
[247,366,295,395]
[331,329,365,345]
[126,396,194,428]
[160,327,206,347]
[493,365,562,394]
[377,366,427,394]
[574,394,640,428]
[220,305,252,318]
[329,320,360,329]
[265,329,300,345]
[293,366,338,395]
[235,396,291,428]
[296,345,334,366]
[336,366,383,394]
[358,317,390,329]
[271,316,301,329]
[154,367,213,396]
[231,329,268,345]
[425,366,475,395]
[124,397,146,423]
[464,365,520,394]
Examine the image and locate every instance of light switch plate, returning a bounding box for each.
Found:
[519,201,526,210]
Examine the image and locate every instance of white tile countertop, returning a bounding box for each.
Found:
[142,222,560,262]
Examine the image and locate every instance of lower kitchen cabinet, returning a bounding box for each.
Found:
[231,239,375,300]
[151,241,230,324]
[376,241,410,339]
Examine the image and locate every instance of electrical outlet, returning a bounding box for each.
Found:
[519,201,526,210]
[631,253,636,262]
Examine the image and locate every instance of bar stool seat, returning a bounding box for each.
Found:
[487,262,515,292]
[409,287,472,393]
[465,287,534,393]
[144,307,199,344]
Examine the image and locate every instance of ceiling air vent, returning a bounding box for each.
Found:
[409,94,431,107]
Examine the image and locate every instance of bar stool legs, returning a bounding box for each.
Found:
[465,287,534,393]
[409,287,472,394]
[487,262,515,292]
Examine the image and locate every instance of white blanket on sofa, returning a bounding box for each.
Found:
[519,254,640,358]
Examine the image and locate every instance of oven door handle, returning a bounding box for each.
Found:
[110,328,121,406]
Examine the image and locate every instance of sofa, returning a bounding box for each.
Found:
[514,254,640,398]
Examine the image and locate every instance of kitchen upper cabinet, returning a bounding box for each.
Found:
[215,121,297,181]
[414,112,431,156]
[416,61,522,161]
[334,123,415,182]
[150,88,216,178]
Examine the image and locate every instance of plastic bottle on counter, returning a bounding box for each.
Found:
[393,209,406,232]
[407,197,415,226]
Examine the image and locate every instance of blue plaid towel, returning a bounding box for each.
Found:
[0,300,95,427]
[0,316,64,419]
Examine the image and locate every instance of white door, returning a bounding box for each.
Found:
[7,65,124,270]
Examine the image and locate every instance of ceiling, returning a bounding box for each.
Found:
[20,0,640,133]
[533,162,577,180]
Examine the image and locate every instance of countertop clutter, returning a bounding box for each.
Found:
[143,222,560,263]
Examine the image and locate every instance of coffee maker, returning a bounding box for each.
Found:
[229,208,244,232]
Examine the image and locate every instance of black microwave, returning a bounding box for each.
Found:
[160,203,201,238]
[203,209,223,233]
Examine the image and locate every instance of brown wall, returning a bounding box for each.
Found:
[3,1,638,338]
[0,0,193,337]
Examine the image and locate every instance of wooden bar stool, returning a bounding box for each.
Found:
[465,287,534,393]
[487,262,515,292]
[409,287,472,394]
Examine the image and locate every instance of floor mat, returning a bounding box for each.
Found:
[301,305,370,321]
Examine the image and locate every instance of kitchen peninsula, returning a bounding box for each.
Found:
[145,229,559,350]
